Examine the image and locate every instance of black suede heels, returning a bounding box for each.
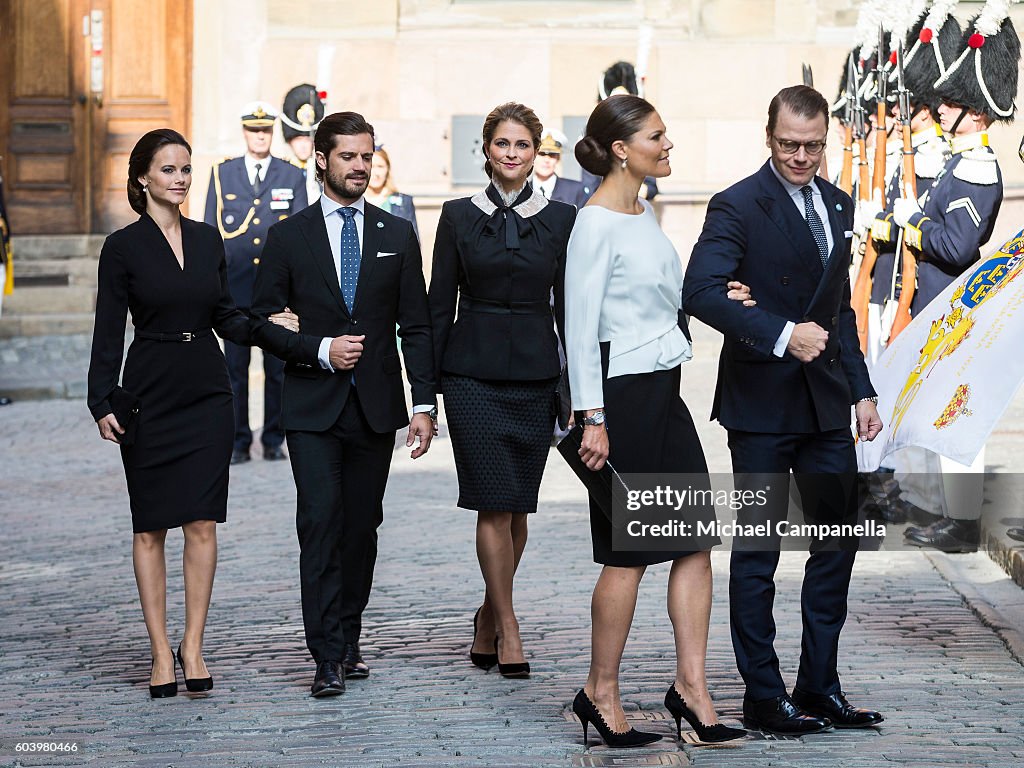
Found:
[470,607,499,669]
[176,643,213,693]
[664,684,746,742]
[572,689,662,748]
[148,655,177,699]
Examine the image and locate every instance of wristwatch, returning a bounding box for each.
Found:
[580,410,606,427]
[857,396,879,405]
[428,406,439,421]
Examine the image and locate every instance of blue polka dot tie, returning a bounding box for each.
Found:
[338,207,360,309]
[801,185,829,267]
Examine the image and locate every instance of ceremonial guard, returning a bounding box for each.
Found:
[281,83,325,204]
[889,2,1019,552]
[532,128,589,208]
[204,102,308,464]
[866,3,959,362]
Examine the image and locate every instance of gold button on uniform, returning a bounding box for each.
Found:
[253,217,261,225]
[254,237,261,245]
[278,214,287,220]
[253,257,260,264]
[254,198,261,205]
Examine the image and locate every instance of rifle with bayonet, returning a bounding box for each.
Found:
[838,54,856,196]
[803,63,829,181]
[851,28,889,354]
[886,40,917,343]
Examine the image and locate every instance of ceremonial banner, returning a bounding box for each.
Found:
[858,229,1024,470]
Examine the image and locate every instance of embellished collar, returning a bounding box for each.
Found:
[912,123,945,149]
[951,132,990,155]
[471,182,548,219]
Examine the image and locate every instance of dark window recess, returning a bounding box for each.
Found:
[14,274,70,287]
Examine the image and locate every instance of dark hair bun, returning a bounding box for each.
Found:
[575,135,612,176]
[127,180,147,215]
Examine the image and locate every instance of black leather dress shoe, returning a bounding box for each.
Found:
[882,497,941,526]
[792,689,883,728]
[342,643,369,679]
[904,517,979,553]
[263,445,287,461]
[230,449,250,465]
[311,660,345,697]
[742,695,832,736]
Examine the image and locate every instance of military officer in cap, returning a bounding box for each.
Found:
[204,101,308,464]
[281,83,325,204]
[532,127,590,208]
[889,2,1019,553]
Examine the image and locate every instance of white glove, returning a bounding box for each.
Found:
[853,199,884,237]
[892,197,922,229]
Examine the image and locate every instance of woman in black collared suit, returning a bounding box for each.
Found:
[430,102,575,678]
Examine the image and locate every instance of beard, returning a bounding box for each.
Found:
[323,169,369,200]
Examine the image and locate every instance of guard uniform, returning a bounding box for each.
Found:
[204,102,308,459]
[281,83,325,204]
[533,128,589,209]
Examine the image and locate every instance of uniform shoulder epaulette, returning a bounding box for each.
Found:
[283,155,304,169]
[212,156,233,166]
[953,148,999,186]
[915,144,947,180]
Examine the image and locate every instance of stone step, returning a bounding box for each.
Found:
[3,285,96,315]
[9,235,104,261]
[0,312,95,339]
[14,257,98,286]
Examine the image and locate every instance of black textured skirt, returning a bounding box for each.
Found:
[441,374,557,513]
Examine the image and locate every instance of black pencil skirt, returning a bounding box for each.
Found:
[442,374,558,514]
[590,345,717,566]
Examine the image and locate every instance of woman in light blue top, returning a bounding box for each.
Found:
[564,95,750,748]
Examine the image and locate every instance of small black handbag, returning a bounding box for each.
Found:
[556,425,630,523]
[108,386,141,447]
[553,367,572,431]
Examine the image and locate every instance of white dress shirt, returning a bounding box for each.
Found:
[315,194,432,414]
[767,161,835,357]
[533,174,558,199]
[564,199,692,411]
[244,154,270,187]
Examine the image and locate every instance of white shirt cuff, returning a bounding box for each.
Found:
[773,322,795,358]
[412,404,434,415]
[318,337,335,372]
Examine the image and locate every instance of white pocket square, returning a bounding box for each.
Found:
[376,251,397,258]
[844,230,854,239]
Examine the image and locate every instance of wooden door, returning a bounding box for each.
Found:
[90,0,193,232]
[0,0,192,235]
[0,0,90,234]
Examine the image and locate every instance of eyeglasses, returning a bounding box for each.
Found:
[771,136,827,156]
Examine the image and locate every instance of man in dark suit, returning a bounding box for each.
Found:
[250,112,437,697]
[684,86,884,736]
[205,102,308,464]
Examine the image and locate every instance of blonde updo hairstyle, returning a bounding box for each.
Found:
[481,102,543,177]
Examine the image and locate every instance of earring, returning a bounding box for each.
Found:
[621,157,628,170]
[142,183,148,192]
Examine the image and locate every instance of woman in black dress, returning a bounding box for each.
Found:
[87,129,297,697]
[429,103,576,678]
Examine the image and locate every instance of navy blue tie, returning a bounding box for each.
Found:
[801,185,829,267]
[338,207,360,309]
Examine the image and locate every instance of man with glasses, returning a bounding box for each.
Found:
[684,85,883,737]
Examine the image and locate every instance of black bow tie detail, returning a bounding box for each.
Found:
[483,183,535,250]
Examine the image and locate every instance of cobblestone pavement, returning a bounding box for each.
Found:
[2,323,1024,768]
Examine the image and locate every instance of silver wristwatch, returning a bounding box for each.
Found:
[857,396,879,405]
[580,410,606,427]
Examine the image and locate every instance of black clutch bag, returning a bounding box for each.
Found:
[556,425,629,523]
[553,367,571,431]
[108,386,141,447]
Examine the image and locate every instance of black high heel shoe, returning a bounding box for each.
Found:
[176,643,213,693]
[494,636,530,679]
[572,689,661,748]
[149,654,178,699]
[470,608,498,670]
[664,684,746,743]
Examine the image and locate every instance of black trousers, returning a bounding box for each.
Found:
[286,388,395,664]
[726,427,858,702]
[224,338,284,451]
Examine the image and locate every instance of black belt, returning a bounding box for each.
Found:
[459,295,551,316]
[135,329,213,342]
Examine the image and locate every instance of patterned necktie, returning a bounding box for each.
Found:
[801,185,829,267]
[338,207,360,309]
